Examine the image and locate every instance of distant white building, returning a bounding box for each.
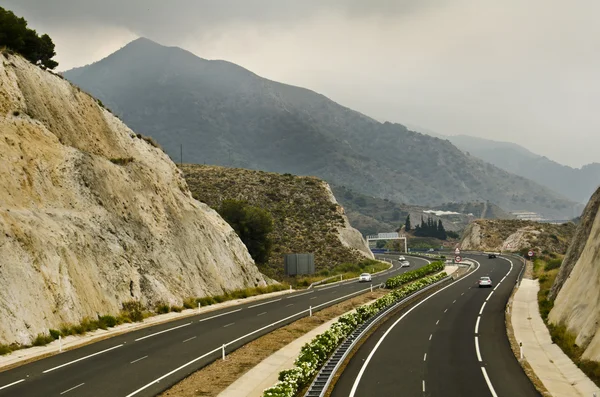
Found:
[511,211,544,222]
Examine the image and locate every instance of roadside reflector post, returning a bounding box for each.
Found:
[519,341,523,360]
[289,285,292,292]
[198,302,201,311]
[370,284,373,292]
[309,306,312,317]
[58,335,62,353]
[222,344,226,360]
[340,274,343,281]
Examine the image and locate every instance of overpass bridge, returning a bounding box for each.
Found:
[366,232,407,253]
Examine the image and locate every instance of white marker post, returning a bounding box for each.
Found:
[58,335,62,353]
[370,284,373,293]
[309,306,312,317]
[222,344,226,360]
[519,341,523,360]
[198,302,201,311]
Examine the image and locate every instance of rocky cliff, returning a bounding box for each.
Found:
[0,52,265,345]
[460,219,575,254]
[548,187,600,361]
[181,165,373,278]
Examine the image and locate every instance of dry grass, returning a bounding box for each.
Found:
[159,290,387,397]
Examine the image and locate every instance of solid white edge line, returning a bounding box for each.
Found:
[423,353,427,361]
[285,291,314,299]
[475,336,482,362]
[481,367,499,397]
[348,259,481,397]
[486,290,494,301]
[247,298,281,309]
[130,355,149,364]
[135,322,191,341]
[125,346,222,397]
[43,344,123,373]
[60,382,85,395]
[479,301,487,315]
[422,380,426,392]
[197,309,242,323]
[475,316,481,334]
[0,379,25,391]
[317,284,340,291]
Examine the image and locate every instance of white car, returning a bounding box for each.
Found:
[358,273,372,282]
[398,256,406,261]
[478,276,492,288]
[400,260,410,268]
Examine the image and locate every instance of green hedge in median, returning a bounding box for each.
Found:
[384,261,445,289]
[262,272,447,397]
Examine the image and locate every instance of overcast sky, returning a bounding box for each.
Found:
[4,0,599,168]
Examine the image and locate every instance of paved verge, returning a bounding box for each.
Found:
[511,279,600,397]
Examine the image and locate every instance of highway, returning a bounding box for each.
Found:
[0,255,429,397]
[332,253,540,397]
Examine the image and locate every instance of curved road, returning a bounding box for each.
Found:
[0,255,428,397]
[332,254,540,397]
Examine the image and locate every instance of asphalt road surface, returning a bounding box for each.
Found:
[332,253,540,397]
[0,255,429,397]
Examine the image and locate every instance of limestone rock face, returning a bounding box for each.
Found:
[0,53,265,345]
[548,187,600,361]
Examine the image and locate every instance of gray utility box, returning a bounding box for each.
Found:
[284,253,315,276]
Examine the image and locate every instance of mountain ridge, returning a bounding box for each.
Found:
[63,38,578,219]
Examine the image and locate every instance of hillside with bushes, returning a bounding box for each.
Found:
[181,165,373,278]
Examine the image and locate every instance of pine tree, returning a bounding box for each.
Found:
[405,215,412,231]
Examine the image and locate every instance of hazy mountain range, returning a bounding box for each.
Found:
[407,125,599,205]
[64,38,578,219]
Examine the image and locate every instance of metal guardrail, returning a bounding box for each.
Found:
[304,275,453,397]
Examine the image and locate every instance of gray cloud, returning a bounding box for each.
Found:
[2,0,598,168]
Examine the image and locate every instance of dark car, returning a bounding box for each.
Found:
[488,253,497,259]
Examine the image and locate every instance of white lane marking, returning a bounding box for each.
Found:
[135,322,191,342]
[198,309,242,323]
[247,298,281,309]
[475,336,482,362]
[493,283,501,291]
[285,303,294,307]
[223,322,235,328]
[453,300,456,304]
[348,259,481,397]
[257,312,267,316]
[444,308,448,313]
[310,296,317,300]
[479,302,487,315]
[429,334,432,341]
[130,355,148,364]
[182,337,196,343]
[423,353,427,361]
[285,291,314,299]
[125,346,222,397]
[475,316,481,334]
[486,290,494,301]
[481,367,499,397]
[318,284,340,291]
[436,320,440,325]
[461,292,465,296]
[43,344,123,373]
[422,380,426,392]
[0,379,25,391]
[60,383,85,395]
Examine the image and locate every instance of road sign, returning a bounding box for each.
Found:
[455,256,462,263]
[528,250,534,257]
[454,248,461,255]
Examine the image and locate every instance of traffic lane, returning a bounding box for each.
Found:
[478,257,540,397]
[331,257,490,397]
[425,258,511,397]
[0,258,430,396]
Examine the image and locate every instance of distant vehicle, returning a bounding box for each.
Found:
[488,253,499,259]
[398,256,406,261]
[478,276,492,288]
[400,260,410,268]
[359,273,372,282]
[428,248,434,252]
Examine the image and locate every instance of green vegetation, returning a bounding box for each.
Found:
[218,199,274,265]
[385,261,445,289]
[109,157,134,166]
[0,7,58,69]
[413,216,447,240]
[534,256,600,387]
[404,214,412,231]
[182,166,368,278]
[195,284,289,307]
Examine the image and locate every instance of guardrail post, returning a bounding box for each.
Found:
[222,344,226,360]
[309,306,312,317]
[58,335,62,353]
